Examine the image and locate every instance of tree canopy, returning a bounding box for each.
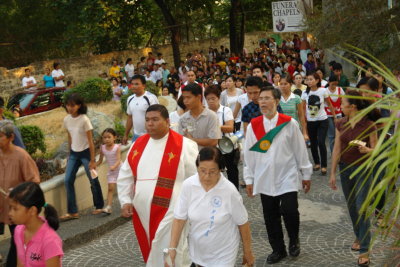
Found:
[0,0,274,68]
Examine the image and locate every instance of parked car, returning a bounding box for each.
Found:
[7,87,66,117]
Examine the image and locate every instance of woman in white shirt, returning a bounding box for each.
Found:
[301,73,336,175]
[124,58,135,82]
[166,147,254,267]
[220,76,244,131]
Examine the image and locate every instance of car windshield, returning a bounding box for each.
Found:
[9,93,35,110]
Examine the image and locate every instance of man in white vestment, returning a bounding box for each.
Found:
[118,104,198,267]
[244,87,312,264]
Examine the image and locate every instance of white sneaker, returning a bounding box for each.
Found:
[102,206,112,214]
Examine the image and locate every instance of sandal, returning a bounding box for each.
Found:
[358,254,370,267]
[321,168,327,175]
[313,165,321,171]
[351,240,360,251]
[60,213,79,221]
[91,209,103,215]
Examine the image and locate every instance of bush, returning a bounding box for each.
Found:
[64,78,112,104]
[114,119,126,143]
[120,91,133,113]
[18,125,46,155]
[3,110,16,122]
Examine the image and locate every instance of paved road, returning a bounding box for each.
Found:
[63,167,395,267]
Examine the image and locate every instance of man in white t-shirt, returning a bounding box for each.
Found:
[21,69,37,89]
[122,75,159,145]
[51,62,65,87]
[154,53,166,65]
[150,64,163,83]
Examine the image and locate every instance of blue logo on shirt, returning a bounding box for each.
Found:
[211,196,222,207]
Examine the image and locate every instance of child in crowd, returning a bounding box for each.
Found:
[9,182,63,267]
[97,128,122,214]
[61,93,104,221]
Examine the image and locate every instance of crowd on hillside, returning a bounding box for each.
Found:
[1,32,398,267]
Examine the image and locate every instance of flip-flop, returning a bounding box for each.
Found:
[60,213,79,221]
[358,255,370,267]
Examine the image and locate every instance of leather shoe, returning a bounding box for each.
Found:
[267,250,287,264]
[289,242,300,257]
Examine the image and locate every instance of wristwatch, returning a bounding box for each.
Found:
[163,248,177,254]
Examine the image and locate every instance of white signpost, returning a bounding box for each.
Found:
[272,0,306,32]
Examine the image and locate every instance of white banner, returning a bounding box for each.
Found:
[271,1,305,32]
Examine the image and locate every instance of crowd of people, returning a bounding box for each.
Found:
[1,32,398,267]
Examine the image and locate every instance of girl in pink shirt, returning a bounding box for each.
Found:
[96,128,122,214]
[8,182,63,267]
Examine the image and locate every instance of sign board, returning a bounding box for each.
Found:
[272,1,306,32]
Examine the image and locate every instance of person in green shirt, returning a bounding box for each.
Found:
[279,75,309,142]
[333,63,350,89]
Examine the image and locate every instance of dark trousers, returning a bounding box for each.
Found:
[222,149,239,190]
[307,119,328,167]
[6,224,16,267]
[234,121,241,132]
[260,192,299,253]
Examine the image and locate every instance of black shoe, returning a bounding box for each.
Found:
[267,250,287,264]
[289,242,300,257]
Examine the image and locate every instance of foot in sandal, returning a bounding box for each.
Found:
[60,213,79,221]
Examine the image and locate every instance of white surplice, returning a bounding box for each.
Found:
[243,114,313,196]
[118,133,198,267]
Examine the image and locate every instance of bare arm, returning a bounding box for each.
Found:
[297,102,308,139]
[233,102,241,119]
[325,97,336,120]
[86,130,96,170]
[46,256,62,267]
[96,148,104,166]
[166,218,187,266]
[238,222,255,265]
[123,115,133,145]
[221,119,234,133]
[110,146,122,170]
[329,129,341,190]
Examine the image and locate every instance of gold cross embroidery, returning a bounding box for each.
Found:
[131,149,139,161]
[167,152,176,164]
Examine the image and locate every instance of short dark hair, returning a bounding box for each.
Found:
[260,86,281,100]
[328,60,336,66]
[196,146,225,170]
[177,96,186,110]
[24,68,30,73]
[307,53,313,57]
[131,74,146,85]
[328,75,338,83]
[53,62,60,69]
[182,83,202,96]
[204,85,221,98]
[367,77,379,91]
[146,104,169,120]
[332,63,343,71]
[65,93,87,114]
[251,65,263,72]
[356,77,370,88]
[245,76,263,88]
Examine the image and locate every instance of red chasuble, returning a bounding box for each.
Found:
[127,129,183,262]
[250,113,292,140]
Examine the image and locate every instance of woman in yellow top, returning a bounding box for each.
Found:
[109,60,120,78]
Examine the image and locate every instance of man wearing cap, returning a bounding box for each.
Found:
[244,86,312,264]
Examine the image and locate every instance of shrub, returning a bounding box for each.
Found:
[64,78,112,104]
[114,119,126,143]
[18,125,46,155]
[3,110,16,122]
[120,91,133,113]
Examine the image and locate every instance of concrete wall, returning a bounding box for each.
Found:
[0,31,296,97]
[0,144,131,241]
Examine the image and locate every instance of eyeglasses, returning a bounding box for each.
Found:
[198,168,220,177]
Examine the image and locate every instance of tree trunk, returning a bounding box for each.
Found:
[229,0,245,55]
[154,0,181,68]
